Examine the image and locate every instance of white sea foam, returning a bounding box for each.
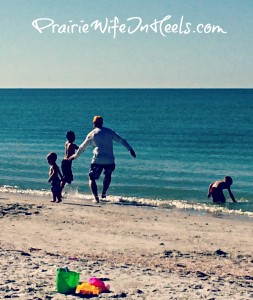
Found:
[1,185,252,219]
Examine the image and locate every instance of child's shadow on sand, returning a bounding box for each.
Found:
[63,202,102,208]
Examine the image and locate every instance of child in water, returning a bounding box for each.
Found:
[61,131,79,191]
[208,176,237,203]
[47,152,63,203]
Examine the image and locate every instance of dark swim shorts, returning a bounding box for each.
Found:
[51,178,61,193]
[211,187,226,203]
[89,163,116,180]
[61,159,73,184]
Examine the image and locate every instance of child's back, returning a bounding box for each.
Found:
[65,140,78,158]
[61,131,79,186]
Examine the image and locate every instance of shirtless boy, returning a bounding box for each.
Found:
[47,152,63,203]
[207,176,237,203]
[61,131,79,190]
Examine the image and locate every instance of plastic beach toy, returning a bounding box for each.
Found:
[76,277,109,295]
[76,282,103,295]
[89,277,110,291]
[56,268,80,294]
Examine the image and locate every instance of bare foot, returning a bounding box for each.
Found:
[93,196,100,203]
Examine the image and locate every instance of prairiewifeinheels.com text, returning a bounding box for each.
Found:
[32,15,227,38]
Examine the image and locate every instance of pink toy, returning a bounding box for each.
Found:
[88,277,110,291]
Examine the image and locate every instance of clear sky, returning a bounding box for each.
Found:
[0,0,252,88]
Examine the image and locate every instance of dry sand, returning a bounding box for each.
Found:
[0,192,253,299]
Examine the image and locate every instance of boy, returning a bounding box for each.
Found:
[207,176,237,203]
[61,131,79,191]
[47,152,63,203]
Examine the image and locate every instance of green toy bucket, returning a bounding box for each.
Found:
[56,268,80,294]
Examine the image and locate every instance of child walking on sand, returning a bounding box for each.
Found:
[47,152,63,203]
[61,131,79,191]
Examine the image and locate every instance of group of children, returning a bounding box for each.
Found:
[47,131,78,203]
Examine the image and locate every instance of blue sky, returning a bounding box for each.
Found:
[0,0,252,88]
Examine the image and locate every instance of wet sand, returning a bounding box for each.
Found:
[0,192,253,299]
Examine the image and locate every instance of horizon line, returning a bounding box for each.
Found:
[0,87,252,90]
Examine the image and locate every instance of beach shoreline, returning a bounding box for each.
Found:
[0,191,253,299]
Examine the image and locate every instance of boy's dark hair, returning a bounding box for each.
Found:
[225,176,233,186]
[47,152,57,162]
[66,131,75,141]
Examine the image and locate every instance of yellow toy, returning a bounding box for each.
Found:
[75,277,109,295]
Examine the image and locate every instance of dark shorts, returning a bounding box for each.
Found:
[61,159,73,184]
[211,188,226,203]
[51,178,61,194]
[89,163,116,180]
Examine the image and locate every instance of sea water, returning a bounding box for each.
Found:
[0,88,253,217]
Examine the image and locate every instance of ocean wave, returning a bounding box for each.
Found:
[1,185,253,218]
[111,196,253,218]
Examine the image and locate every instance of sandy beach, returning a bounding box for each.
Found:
[0,192,253,299]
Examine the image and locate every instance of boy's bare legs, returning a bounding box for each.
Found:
[102,174,112,199]
[51,193,57,202]
[89,178,99,203]
[60,180,66,192]
[56,192,62,203]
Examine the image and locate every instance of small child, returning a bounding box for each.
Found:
[47,152,63,203]
[207,176,237,203]
[61,131,79,191]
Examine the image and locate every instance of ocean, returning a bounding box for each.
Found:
[1,88,253,217]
